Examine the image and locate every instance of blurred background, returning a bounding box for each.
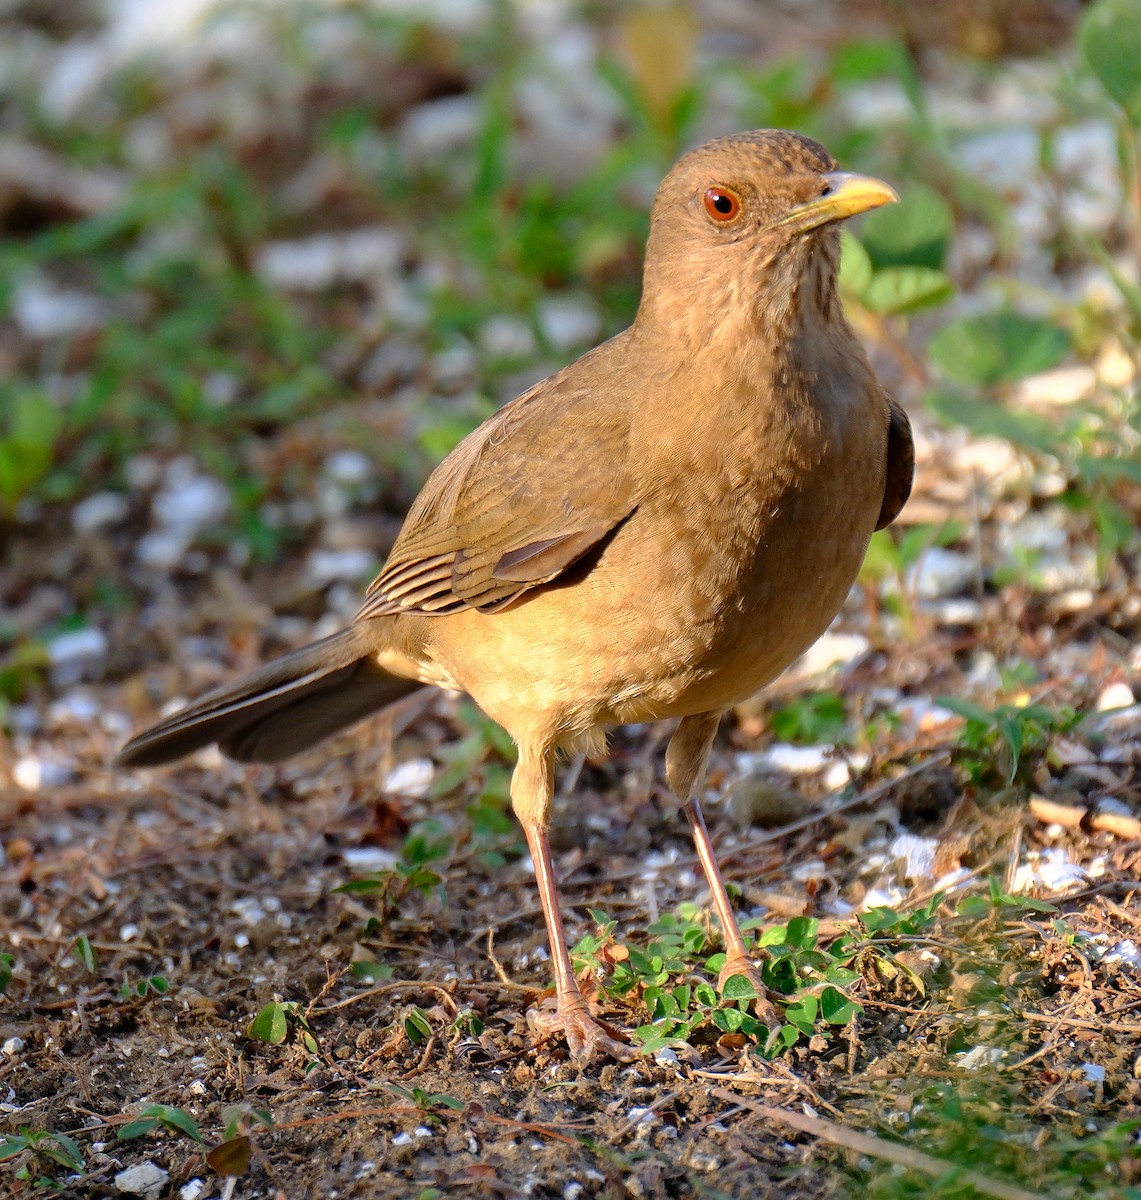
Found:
[1,0,1138,749]
[3,4,1141,1195]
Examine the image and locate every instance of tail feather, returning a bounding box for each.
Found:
[115,627,421,768]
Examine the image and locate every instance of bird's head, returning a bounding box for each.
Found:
[637,130,897,339]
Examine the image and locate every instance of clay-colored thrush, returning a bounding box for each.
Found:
[117,130,912,1060]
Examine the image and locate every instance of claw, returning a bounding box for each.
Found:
[527,995,640,1063]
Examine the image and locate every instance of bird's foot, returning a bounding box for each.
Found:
[717,953,781,1028]
[527,993,639,1063]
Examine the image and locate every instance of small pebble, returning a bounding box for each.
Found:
[114,1162,169,1199]
[47,627,109,667]
[2,1037,25,1055]
[179,1181,207,1200]
[382,758,434,798]
[1080,1063,1106,1084]
[889,833,938,881]
[73,491,130,532]
[908,547,975,600]
[957,1045,1005,1070]
[13,757,78,791]
[1096,681,1135,712]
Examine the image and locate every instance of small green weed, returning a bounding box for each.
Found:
[939,697,1082,785]
[334,818,452,923]
[118,1103,205,1146]
[247,999,319,1061]
[0,1127,85,1191]
[116,973,169,1000]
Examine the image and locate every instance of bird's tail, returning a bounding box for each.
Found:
[114,626,421,767]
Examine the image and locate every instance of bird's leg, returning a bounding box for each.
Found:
[667,713,780,1027]
[513,740,637,1062]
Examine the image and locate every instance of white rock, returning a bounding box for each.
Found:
[2,1037,25,1055]
[895,696,958,732]
[790,859,827,882]
[179,1180,207,1200]
[120,923,140,942]
[400,95,481,163]
[860,885,907,910]
[889,833,938,881]
[152,470,230,533]
[998,511,1068,557]
[1010,847,1087,894]
[13,275,108,338]
[382,758,434,798]
[794,630,870,678]
[231,896,267,926]
[48,692,101,724]
[908,548,975,600]
[306,547,374,586]
[256,228,403,291]
[1013,366,1095,408]
[73,492,130,533]
[323,449,372,485]
[956,128,1039,192]
[47,627,108,667]
[431,341,477,387]
[114,1162,169,1199]
[135,529,189,570]
[537,296,601,351]
[740,743,829,775]
[925,598,984,626]
[13,756,77,790]
[1096,682,1135,712]
[341,847,400,870]
[957,1045,1005,1070]
[1080,1063,1107,1084]
[391,1131,414,1147]
[40,39,111,121]
[480,315,536,360]
[1103,940,1141,969]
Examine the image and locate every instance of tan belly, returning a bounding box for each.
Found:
[420,442,882,747]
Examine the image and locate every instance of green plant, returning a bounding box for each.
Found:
[118,1103,205,1146]
[334,818,452,922]
[0,1127,85,1191]
[247,999,319,1058]
[769,690,849,745]
[939,697,1082,785]
[116,973,169,1000]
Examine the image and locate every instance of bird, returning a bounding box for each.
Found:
[116,129,913,1061]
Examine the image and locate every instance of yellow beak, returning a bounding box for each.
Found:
[779,171,899,232]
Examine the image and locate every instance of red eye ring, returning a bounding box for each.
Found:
[703,186,741,222]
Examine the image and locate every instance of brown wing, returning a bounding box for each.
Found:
[875,397,913,531]
[356,341,636,620]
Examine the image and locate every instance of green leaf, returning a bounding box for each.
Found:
[925,389,1064,457]
[928,313,1070,386]
[0,1138,27,1161]
[1081,0,1141,117]
[859,183,955,270]
[785,994,819,1034]
[862,266,954,316]
[71,935,97,973]
[248,1001,290,1044]
[721,973,759,1001]
[146,1105,204,1143]
[117,1118,159,1141]
[820,987,862,1025]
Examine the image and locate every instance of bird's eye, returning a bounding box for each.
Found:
[703,186,741,222]
[819,182,834,197]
